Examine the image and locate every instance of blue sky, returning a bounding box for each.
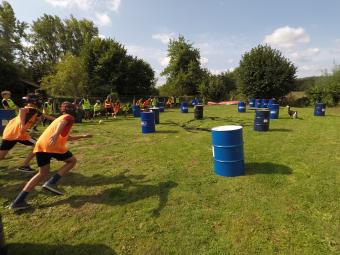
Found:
[6,0,340,85]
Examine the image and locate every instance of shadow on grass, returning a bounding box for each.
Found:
[245,162,292,175]
[156,130,179,134]
[41,181,178,217]
[270,128,293,132]
[4,243,116,255]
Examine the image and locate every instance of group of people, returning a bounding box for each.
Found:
[1,91,91,211]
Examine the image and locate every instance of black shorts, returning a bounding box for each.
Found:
[0,138,36,151]
[36,151,73,167]
[105,108,113,113]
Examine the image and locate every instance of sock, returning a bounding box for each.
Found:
[13,191,29,205]
[47,173,61,185]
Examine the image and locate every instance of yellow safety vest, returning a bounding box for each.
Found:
[43,102,53,114]
[2,98,17,110]
[83,99,91,110]
[94,103,101,112]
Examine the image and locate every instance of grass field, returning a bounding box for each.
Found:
[1,105,340,255]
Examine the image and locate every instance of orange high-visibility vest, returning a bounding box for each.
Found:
[34,114,73,154]
[2,107,39,141]
[105,100,113,108]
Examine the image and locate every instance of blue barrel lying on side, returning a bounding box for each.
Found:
[158,102,165,112]
[261,99,269,108]
[132,105,140,117]
[238,101,246,113]
[141,112,155,133]
[0,109,16,135]
[211,125,244,177]
[254,110,270,131]
[255,99,261,108]
[269,104,280,119]
[249,99,255,108]
[180,102,188,113]
[150,107,160,124]
[314,103,326,116]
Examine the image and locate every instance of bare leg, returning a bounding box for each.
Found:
[22,152,35,167]
[57,156,77,176]
[23,165,50,192]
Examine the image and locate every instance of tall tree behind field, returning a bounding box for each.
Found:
[238,44,296,99]
[41,54,88,97]
[161,36,204,95]
[28,14,98,82]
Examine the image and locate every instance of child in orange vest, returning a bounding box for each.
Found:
[0,93,54,172]
[11,102,92,211]
[113,101,120,119]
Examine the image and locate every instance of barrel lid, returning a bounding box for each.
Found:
[211,125,243,131]
[150,107,159,109]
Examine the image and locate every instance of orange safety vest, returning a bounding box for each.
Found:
[105,100,113,108]
[34,114,72,154]
[2,107,39,141]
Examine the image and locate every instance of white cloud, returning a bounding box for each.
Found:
[264,26,310,49]
[107,0,121,12]
[45,0,91,10]
[200,57,209,66]
[98,34,106,39]
[160,56,170,67]
[94,12,111,26]
[152,33,176,44]
[289,48,320,62]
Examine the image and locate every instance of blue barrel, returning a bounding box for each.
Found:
[261,99,269,108]
[211,125,244,177]
[150,107,160,124]
[314,103,326,116]
[254,110,270,131]
[268,99,276,106]
[249,99,255,108]
[141,112,155,133]
[158,102,164,112]
[180,102,188,113]
[238,101,246,113]
[269,104,280,119]
[132,105,140,117]
[255,99,261,108]
[0,110,16,135]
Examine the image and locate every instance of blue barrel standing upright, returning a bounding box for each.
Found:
[180,102,188,113]
[132,105,140,117]
[238,101,246,113]
[141,112,155,133]
[269,104,280,119]
[211,125,244,177]
[261,99,269,108]
[254,110,270,131]
[0,109,16,135]
[255,99,261,108]
[158,102,165,112]
[314,103,326,116]
[268,99,276,106]
[249,99,255,108]
[150,107,160,124]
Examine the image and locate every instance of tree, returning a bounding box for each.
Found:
[238,44,296,99]
[41,54,88,97]
[199,71,236,101]
[161,35,204,95]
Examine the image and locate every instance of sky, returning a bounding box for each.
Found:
[6,0,340,85]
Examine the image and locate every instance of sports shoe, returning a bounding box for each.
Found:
[42,183,64,195]
[16,166,35,173]
[11,201,31,211]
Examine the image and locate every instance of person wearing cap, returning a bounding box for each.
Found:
[0,93,55,172]
[10,102,92,211]
[1,91,18,111]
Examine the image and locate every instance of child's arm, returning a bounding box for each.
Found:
[49,120,68,145]
[19,108,28,132]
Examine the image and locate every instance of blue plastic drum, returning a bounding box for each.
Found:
[141,112,155,133]
[314,103,326,116]
[211,125,244,177]
[180,102,188,113]
[238,101,246,113]
[261,99,269,108]
[268,99,276,106]
[249,99,255,108]
[150,107,160,124]
[254,110,270,131]
[0,110,16,135]
[132,105,140,117]
[269,104,280,119]
[255,99,261,108]
[158,102,165,112]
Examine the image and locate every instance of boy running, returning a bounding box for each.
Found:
[11,102,92,211]
[0,93,53,172]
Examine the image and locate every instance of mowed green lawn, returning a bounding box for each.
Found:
[1,105,340,255]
